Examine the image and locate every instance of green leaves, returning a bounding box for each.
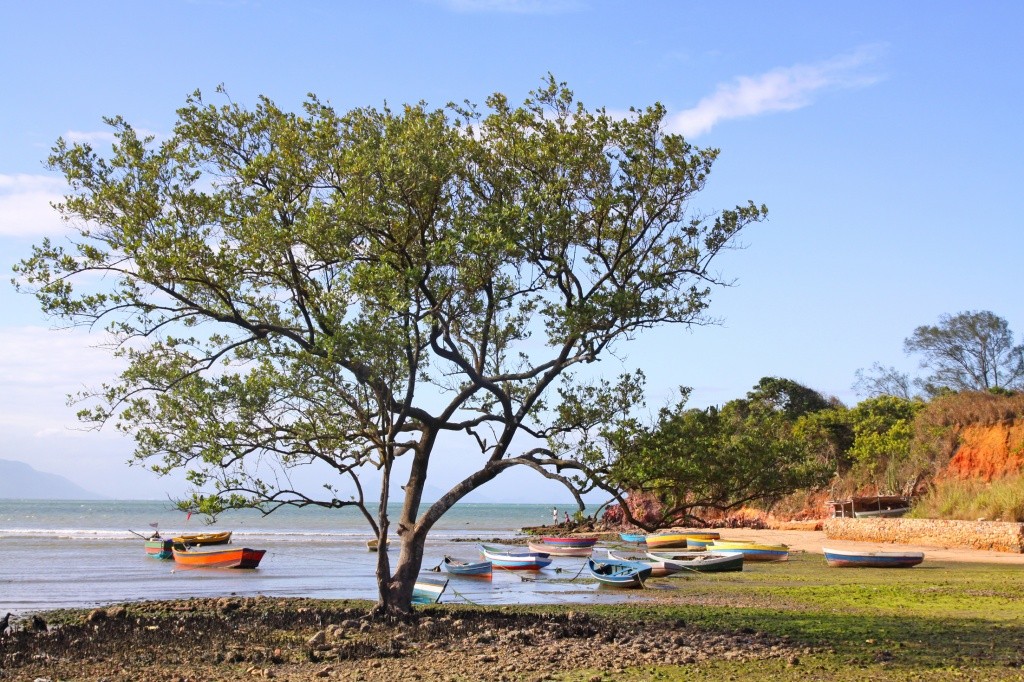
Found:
[15,79,762,607]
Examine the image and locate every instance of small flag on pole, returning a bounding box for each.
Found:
[149,522,159,529]
[186,511,192,522]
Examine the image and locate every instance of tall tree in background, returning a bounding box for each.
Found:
[852,362,916,400]
[905,311,1024,394]
[14,79,765,613]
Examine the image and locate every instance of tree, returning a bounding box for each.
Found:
[852,362,916,400]
[847,395,924,494]
[737,376,834,420]
[607,383,830,527]
[905,311,1024,394]
[14,79,765,613]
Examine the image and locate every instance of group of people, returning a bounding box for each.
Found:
[552,506,570,524]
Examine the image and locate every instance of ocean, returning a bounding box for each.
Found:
[0,499,621,614]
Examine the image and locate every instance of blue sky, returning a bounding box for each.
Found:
[1,1,1022,501]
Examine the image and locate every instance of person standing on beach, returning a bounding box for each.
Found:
[552,507,558,524]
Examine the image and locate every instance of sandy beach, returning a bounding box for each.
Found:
[720,527,1024,565]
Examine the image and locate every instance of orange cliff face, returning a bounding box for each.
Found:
[945,421,1024,481]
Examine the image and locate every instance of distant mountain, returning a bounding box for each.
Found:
[0,459,104,500]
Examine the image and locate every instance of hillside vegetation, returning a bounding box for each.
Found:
[606,387,1024,527]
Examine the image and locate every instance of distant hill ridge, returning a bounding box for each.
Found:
[0,459,104,499]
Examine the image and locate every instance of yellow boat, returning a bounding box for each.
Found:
[644,532,690,549]
[646,530,720,550]
[171,530,233,546]
[708,540,789,562]
[367,538,391,552]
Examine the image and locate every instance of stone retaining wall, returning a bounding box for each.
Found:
[824,517,1024,553]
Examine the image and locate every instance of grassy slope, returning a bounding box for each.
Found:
[578,551,1024,681]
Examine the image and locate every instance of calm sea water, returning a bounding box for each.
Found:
[0,500,623,614]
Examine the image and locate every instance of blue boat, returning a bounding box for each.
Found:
[479,543,552,570]
[587,557,653,588]
[412,574,449,604]
[618,532,647,544]
[443,555,493,576]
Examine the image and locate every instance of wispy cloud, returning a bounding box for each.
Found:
[64,127,162,145]
[0,174,67,238]
[668,45,885,138]
[433,0,584,14]
[64,130,118,144]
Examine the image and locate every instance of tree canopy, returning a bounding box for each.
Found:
[606,378,832,527]
[905,310,1024,394]
[14,78,765,613]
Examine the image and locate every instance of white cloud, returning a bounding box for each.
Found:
[0,326,123,391]
[63,130,118,144]
[64,127,162,145]
[0,174,67,238]
[434,0,584,13]
[668,45,885,138]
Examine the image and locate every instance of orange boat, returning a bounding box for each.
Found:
[172,545,266,569]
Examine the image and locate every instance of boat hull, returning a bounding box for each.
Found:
[618,532,646,544]
[709,541,789,562]
[539,535,598,548]
[412,575,449,604]
[646,551,744,573]
[644,533,690,549]
[823,547,924,568]
[144,539,174,560]
[587,558,653,588]
[443,556,493,576]
[528,541,594,557]
[172,546,266,569]
[172,531,232,546]
[607,551,682,577]
[479,544,552,570]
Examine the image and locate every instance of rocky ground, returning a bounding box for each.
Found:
[0,596,806,682]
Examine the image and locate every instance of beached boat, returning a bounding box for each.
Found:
[442,555,493,576]
[412,574,449,604]
[822,547,924,568]
[645,550,744,573]
[527,540,594,557]
[171,530,233,546]
[144,538,174,560]
[618,532,647,544]
[587,557,652,588]
[539,535,598,548]
[854,507,911,519]
[644,532,690,550]
[366,538,391,552]
[607,550,684,577]
[479,543,552,570]
[678,532,720,549]
[829,495,911,519]
[171,545,266,569]
[708,540,789,562]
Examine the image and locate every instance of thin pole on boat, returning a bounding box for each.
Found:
[127,529,151,540]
